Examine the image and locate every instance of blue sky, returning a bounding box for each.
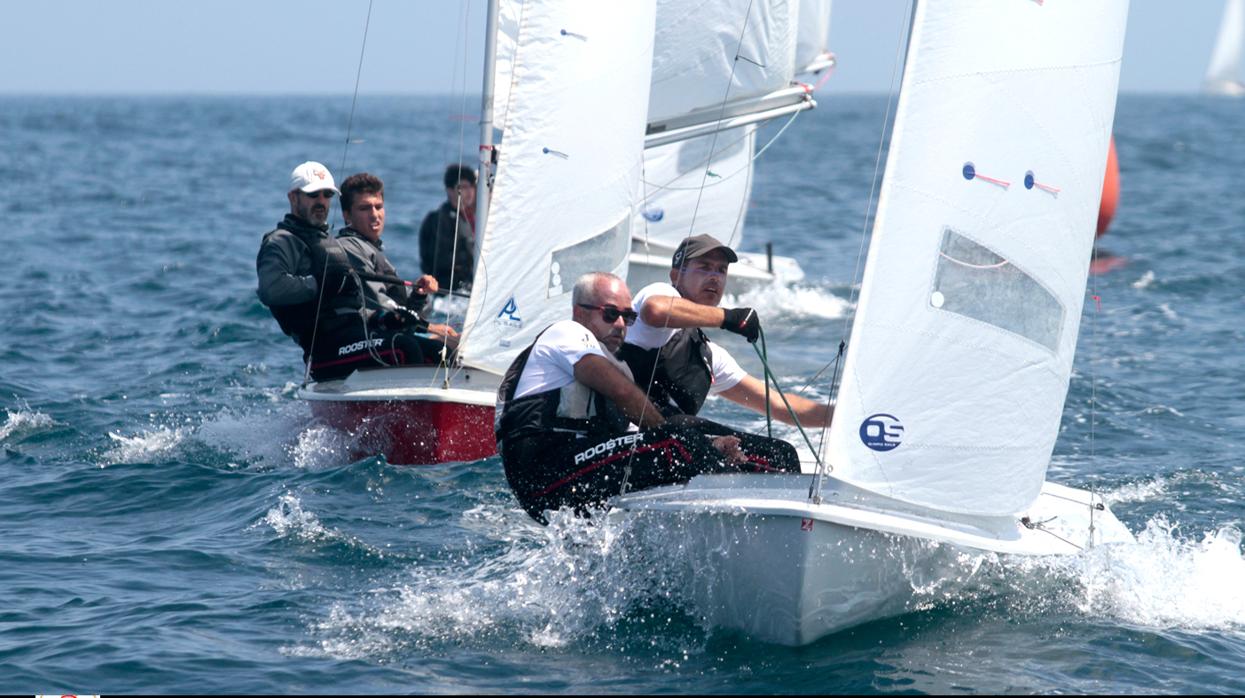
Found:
[0,1,1230,94]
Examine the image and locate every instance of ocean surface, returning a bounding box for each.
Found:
[1,92,1242,694]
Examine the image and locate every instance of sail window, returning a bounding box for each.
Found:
[547,216,631,297]
[931,228,1064,352]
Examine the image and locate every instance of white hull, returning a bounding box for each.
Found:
[627,239,805,294]
[297,364,499,405]
[611,472,1133,645]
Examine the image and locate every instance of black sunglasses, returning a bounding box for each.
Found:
[578,304,637,326]
[303,189,335,200]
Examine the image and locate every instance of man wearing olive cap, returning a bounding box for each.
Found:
[619,234,834,434]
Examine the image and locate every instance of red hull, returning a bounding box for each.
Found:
[309,399,497,465]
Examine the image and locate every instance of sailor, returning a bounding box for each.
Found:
[496,271,800,524]
[256,161,352,363]
[256,162,443,381]
[419,163,477,293]
[618,234,834,437]
[334,172,460,353]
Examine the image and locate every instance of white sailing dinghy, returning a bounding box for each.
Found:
[627,0,835,292]
[1205,0,1245,96]
[299,0,656,464]
[612,0,1136,645]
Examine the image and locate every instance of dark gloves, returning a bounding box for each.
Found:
[721,307,761,343]
[373,307,430,333]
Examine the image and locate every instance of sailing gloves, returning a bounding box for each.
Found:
[721,307,761,343]
[374,307,431,334]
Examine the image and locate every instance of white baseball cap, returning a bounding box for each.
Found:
[289,161,340,194]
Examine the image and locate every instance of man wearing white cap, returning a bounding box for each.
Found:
[256,161,361,367]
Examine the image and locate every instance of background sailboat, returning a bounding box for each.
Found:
[626,0,834,292]
[1205,0,1245,96]
[614,0,1135,645]
[299,0,657,464]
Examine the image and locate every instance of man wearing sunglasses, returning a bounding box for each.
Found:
[257,161,359,367]
[496,271,800,524]
[619,234,834,439]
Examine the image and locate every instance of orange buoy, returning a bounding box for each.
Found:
[1096,136,1119,237]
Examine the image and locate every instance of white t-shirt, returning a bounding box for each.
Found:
[627,282,747,396]
[513,319,607,400]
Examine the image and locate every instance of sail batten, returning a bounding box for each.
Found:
[820,0,1130,517]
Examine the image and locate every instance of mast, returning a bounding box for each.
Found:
[475,0,500,265]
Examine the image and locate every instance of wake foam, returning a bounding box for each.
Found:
[294,507,697,658]
[1073,517,1245,631]
[103,427,188,465]
[102,392,354,469]
[0,407,55,442]
[722,282,852,321]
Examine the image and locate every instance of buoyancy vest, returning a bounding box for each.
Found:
[496,329,631,448]
[617,328,713,416]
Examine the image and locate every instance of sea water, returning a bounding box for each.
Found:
[1,94,1242,694]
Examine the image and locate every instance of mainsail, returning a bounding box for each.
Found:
[636,0,811,251]
[1206,0,1245,95]
[821,0,1129,516]
[458,0,657,374]
[795,0,835,75]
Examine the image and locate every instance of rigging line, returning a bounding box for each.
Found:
[438,0,478,381]
[304,0,376,389]
[751,327,824,470]
[425,0,476,390]
[639,107,801,196]
[814,0,914,500]
[621,0,761,487]
[1088,220,1102,542]
[1021,517,1085,552]
[812,339,844,460]
[340,0,375,175]
[688,0,757,251]
[760,328,773,438]
[442,0,527,390]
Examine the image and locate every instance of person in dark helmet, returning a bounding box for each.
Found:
[496,271,800,525]
[618,234,833,440]
[419,163,478,292]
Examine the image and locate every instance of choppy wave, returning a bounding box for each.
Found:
[102,427,188,465]
[0,407,54,442]
[97,398,356,470]
[292,507,701,658]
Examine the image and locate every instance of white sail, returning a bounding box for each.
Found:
[635,125,756,250]
[635,0,801,255]
[795,0,834,75]
[1206,0,1245,95]
[820,0,1129,516]
[648,0,798,126]
[458,0,657,374]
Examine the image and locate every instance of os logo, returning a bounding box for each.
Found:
[859,413,903,452]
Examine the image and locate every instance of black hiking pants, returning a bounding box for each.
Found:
[502,421,800,524]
